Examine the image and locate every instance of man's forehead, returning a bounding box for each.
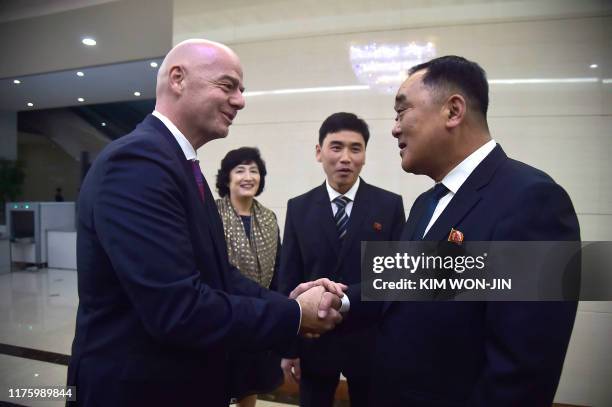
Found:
[325,131,365,145]
[395,73,427,103]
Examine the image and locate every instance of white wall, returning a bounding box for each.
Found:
[176,2,612,405]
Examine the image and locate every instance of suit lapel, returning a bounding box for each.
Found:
[150,114,231,289]
[402,192,432,240]
[384,144,508,315]
[424,190,481,241]
[200,173,231,289]
[313,183,341,256]
[424,145,507,241]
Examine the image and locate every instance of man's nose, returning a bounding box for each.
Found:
[391,122,401,138]
[339,149,351,162]
[231,91,245,110]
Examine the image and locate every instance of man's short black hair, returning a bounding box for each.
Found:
[409,55,489,118]
[318,112,370,146]
[215,147,267,197]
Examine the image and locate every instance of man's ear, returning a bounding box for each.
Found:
[168,65,185,94]
[315,144,322,162]
[445,94,466,128]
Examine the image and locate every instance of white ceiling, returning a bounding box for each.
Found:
[0,0,171,112]
[0,0,119,23]
[0,58,163,111]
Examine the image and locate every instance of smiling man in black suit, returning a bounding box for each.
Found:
[279,112,405,407]
[345,55,579,407]
[67,39,345,407]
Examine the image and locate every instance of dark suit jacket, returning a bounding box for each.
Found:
[348,145,579,407]
[67,115,300,407]
[279,180,405,377]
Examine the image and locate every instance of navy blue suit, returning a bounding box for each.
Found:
[67,115,300,407]
[279,180,405,406]
[348,145,579,407]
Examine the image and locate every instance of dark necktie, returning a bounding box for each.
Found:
[191,160,205,202]
[333,195,351,239]
[414,183,449,240]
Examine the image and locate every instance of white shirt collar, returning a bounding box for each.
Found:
[325,177,360,202]
[441,139,497,194]
[152,110,197,161]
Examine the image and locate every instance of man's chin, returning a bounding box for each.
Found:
[400,160,413,173]
[333,176,357,190]
[210,128,230,140]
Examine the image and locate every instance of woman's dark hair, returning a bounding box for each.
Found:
[215,147,267,197]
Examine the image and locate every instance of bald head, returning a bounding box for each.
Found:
[156,39,240,99]
[154,38,245,150]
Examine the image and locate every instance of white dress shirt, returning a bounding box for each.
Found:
[326,177,360,217]
[423,139,497,237]
[152,110,197,160]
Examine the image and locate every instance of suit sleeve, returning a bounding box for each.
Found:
[390,195,406,240]
[468,181,579,407]
[95,151,299,353]
[277,201,307,358]
[228,264,287,301]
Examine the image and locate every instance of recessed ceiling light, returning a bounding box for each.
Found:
[101,122,106,127]
[590,64,598,69]
[150,62,158,68]
[134,91,141,96]
[27,102,33,107]
[76,71,84,77]
[77,97,85,102]
[13,79,21,84]
[82,37,96,46]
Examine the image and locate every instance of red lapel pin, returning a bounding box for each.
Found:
[448,228,464,245]
[373,222,382,231]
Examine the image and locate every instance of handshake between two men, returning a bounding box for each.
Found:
[290,278,347,338]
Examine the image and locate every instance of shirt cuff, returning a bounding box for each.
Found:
[339,294,350,313]
[295,300,302,334]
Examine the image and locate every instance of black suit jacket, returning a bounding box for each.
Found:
[279,180,405,376]
[348,145,579,407]
[67,115,300,407]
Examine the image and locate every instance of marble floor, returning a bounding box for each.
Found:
[0,268,293,407]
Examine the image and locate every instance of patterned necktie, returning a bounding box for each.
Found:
[414,183,449,240]
[191,160,205,202]
[333,195,351,239]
